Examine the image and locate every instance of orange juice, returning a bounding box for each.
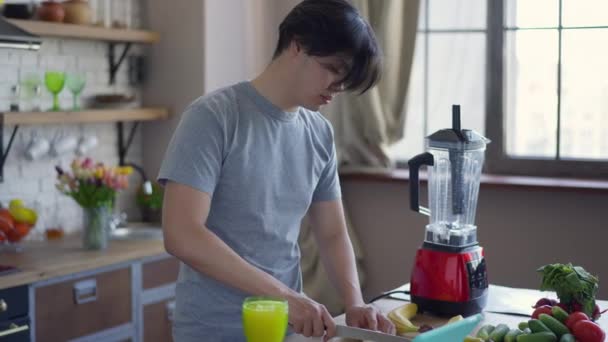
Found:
[242,297,288,342]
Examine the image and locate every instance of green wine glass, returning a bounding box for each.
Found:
[45,71,66,111]
[66,73,86,111]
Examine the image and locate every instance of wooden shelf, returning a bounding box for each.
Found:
[6,19,159,44]
[2,108,170,125]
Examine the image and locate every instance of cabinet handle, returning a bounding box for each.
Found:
[0,299,6,312]
[0,323,29,337]
[166,300,175,322]
[73,279,98,304]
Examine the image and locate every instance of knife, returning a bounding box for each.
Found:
[335,313,483,342]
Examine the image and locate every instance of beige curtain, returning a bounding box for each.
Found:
[328,0,420,167]
[298,0,420,314]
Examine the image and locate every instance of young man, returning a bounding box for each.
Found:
[158,0,392,340]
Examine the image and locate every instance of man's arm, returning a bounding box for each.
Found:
[162,180,337,338]
[308,199,395,334]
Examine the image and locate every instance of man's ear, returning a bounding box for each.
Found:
[289,39,303,57]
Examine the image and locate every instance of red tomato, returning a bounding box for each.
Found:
[566,311,591,330]
[532,305,553,319]
[572,320,605,342]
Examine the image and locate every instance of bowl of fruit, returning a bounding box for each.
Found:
[0,199,38,251]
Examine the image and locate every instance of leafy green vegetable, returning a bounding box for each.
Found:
[538,263,599,317]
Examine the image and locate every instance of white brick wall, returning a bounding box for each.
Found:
[0,1,149,238]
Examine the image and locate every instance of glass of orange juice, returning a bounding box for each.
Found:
[242,296,288,342]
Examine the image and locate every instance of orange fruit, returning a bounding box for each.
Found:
[0,215,15,235]
[7,223,30,242]
[0,208,15,227]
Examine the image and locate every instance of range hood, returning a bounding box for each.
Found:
[0,17,41,50]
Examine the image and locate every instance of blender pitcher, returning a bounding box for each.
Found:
[408,105,490,247]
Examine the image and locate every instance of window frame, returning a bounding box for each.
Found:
[485,0,608,179]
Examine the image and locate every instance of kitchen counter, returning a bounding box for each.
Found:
[0,232,166,290]
[287,293,608,341]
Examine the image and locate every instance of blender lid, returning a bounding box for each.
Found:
[427,105,490,150]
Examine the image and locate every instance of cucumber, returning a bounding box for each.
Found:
[551,306,569,323]
[490,324,510,342]
[559,334,575,342]
[516,332,558,342]
[538,314,570,338]
[476,324,495,341]
[505,328,524,342]
[518,322,529,331]
[523,328,532,334]
[464,336,485,342]
[528,319,552,333]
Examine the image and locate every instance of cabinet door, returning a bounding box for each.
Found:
[35,267,132,341]
[142,257,179,290]
[143,299,174,342]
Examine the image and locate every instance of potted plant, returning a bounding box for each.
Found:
[136,181,163,223]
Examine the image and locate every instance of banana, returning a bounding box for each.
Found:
[388,303,419,334]
[447,315,464,324]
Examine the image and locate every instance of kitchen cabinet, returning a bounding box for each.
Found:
[34,267,132,341]
[142,299,173,342]
[0,237,179,341]
[140,256,179,342]
[0,285,30,342]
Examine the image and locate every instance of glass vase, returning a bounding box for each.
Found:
[82,205,111,250]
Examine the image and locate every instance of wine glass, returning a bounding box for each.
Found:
[44,71,65,111]
[66,72,86,111]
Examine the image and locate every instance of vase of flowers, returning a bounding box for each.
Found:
[55,158,133,250]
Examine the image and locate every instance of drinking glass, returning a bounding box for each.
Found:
[66,73,86,111]
[44,71,65,111]
[242,297,288,342]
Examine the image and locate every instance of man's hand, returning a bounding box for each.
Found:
[286,292,336,339]
[345,304,396,335]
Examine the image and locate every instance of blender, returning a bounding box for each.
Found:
[408,105,490,317]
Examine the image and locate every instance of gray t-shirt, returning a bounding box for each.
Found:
[157,81,341,341]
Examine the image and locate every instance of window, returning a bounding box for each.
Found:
[388,0,487,164]
[486,0,608,177]
[390,0,608,178]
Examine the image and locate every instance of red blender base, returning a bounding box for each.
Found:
[410,243,488,317]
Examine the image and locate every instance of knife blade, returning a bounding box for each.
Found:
[335,325,412,342]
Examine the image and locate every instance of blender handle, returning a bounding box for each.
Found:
[408,152,434,216]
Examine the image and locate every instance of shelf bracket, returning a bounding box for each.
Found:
[117,121,139,166]
[0,114,20,183]
[108,42,132,85]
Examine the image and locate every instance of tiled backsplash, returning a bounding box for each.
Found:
[0,2,150,237]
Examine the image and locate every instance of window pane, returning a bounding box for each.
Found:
[505,0,558,28]
[560,29,608,160]
[418,0,427,30]
[563,0,608,28]
[387,33,426,161]
[428,0,486,30]
[504,30,558,158]
[427,33,486,135]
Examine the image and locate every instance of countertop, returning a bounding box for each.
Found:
[0,232,166,290]
[287,294,608,341]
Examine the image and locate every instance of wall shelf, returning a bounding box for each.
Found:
[2,108,169,125]
[0,108,170,182]
[6,19,160,44]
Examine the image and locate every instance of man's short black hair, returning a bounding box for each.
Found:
[274,0,382,94]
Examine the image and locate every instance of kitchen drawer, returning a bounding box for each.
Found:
[0,285,28,322]
[35,267,132,341]
[143,299,174,342]
[0,316,30,342]
[142,257,179,290]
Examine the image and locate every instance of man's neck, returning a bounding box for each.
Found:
[251,61,299,112]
